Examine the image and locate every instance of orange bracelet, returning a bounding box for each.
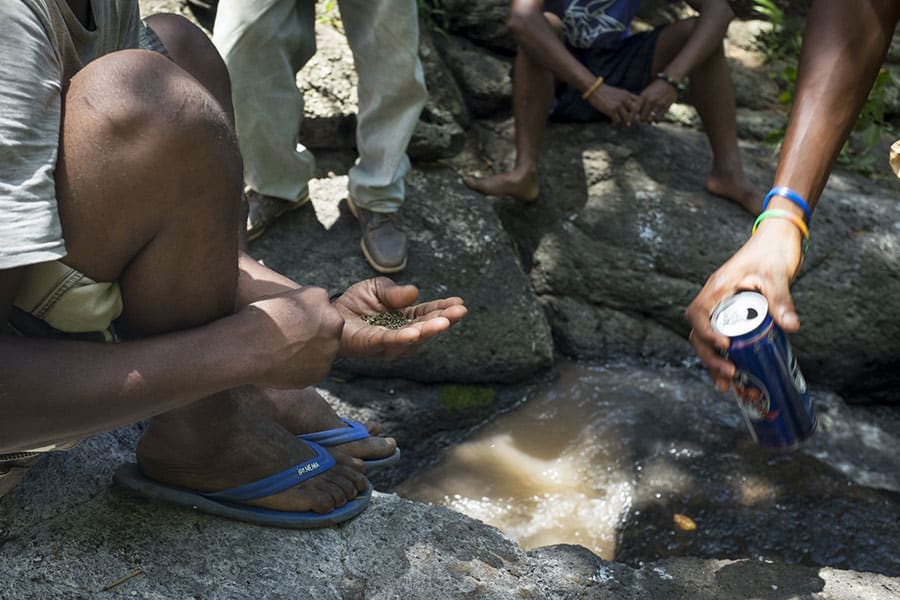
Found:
[752,209,810,254]
[581,75,604,100]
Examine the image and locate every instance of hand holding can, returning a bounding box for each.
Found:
[710,292,817,450]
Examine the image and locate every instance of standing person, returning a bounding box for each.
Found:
[0,0,466,526]
[213,0,428,274]
[463,0,759,213]
[685,0,900,391]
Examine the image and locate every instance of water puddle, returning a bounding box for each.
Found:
[397,362,649,558]
[397,361,900,571]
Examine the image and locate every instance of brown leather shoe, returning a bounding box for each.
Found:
[347,196,407,273]
[246,188,311,242]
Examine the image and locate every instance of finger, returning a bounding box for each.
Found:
[439,303,468,325]
[388,326,423,345]
[763,277,800,333]
[608,109,622,126]
[407,297,465,318]
[374,277,419,310]
[410,316,452,340]
[692,333,736,384]
[685,300,731,353]
[638,101,651,122]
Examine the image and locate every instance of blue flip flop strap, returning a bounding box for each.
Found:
[201,441,335,503]
[297,418,370,446]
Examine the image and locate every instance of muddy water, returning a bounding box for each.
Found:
[397,361,900,572]
[397,363,638,558]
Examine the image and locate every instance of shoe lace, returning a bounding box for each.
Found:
[368,211,399,228]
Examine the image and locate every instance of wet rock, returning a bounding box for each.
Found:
[3,438,898,599]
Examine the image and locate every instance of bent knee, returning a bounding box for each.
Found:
[65,50,232,146]
[61,50,241,213]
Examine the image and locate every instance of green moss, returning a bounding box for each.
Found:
[439,384,496,411]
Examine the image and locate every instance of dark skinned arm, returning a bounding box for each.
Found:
[685,0,900,391]
[0,265,344,453]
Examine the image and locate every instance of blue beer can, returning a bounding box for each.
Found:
[710,291,817,449]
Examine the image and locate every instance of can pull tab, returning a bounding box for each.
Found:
[746,308,758,320]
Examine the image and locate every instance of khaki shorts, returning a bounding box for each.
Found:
[1,261,121,488]
[7,260,122,342]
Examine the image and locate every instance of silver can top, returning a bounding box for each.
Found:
[710,291,769,337]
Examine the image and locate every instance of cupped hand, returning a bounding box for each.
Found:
[587,84,641,127]
[333,277,467,360]
[685,219,804,392]
[637,79,677,124]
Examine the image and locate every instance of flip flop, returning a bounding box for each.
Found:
[298,418,401,471]
[114,441,371,529]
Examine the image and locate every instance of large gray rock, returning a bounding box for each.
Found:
[250,167,555,384]
[476,117,900,402]
[435,35,513,118]
[296,22,359,151]
[410,29,470,161]
[440,0,514,54]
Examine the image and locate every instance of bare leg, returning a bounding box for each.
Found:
[145,15,394,464]
[654,20,761,213]
[57,49,364,512]
[463,13,560,203]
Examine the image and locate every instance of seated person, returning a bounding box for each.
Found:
[0,0,466,527]
[464,0,759,213]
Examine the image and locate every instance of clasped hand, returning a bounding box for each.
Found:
[589,79,676,127]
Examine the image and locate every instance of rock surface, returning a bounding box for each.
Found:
[3,3,898,599]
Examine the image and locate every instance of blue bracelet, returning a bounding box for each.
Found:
[762,186,812,223]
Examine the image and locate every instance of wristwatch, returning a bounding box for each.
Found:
[656,71,687,92]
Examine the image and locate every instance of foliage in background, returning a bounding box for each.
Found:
[318,0,343,32]
[417,0,448,35]
[753,0,894,175]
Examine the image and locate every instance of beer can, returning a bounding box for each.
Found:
[710,291,817,449]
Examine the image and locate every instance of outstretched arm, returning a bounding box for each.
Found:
[685,0,900,390]
[237,253,467,360]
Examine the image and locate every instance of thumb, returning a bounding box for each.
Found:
[374,278,418,309]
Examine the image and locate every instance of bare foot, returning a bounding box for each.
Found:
[137,397,369,513]
[705,173,762,215]
[463,169,540,203]
[235,386,398,464]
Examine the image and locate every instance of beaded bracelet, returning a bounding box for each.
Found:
[762,186,812,224]
[655,71,686,92]
[581,75,605,100]
[752,209,810,254]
